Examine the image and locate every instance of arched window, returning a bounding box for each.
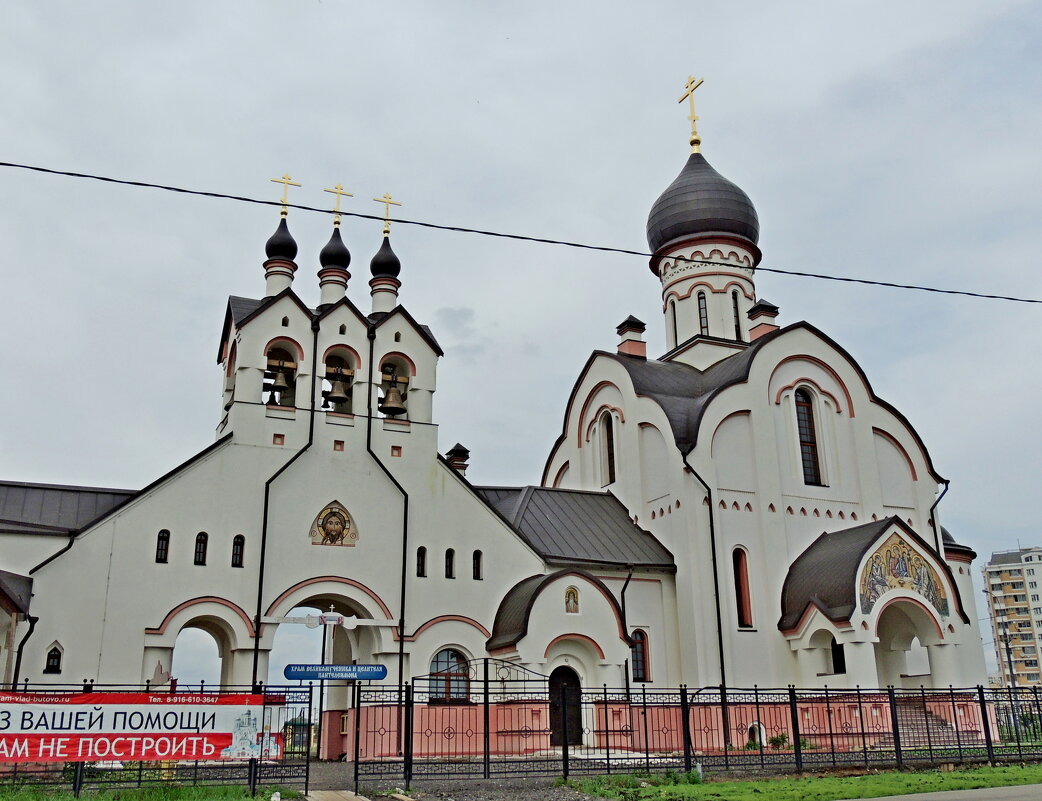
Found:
[733,548,753,628]
[155,530,170,564]
[698,291,709,336]
[231,535,245,568]
[794,389,823,485]
[322,350,354,414]
[194,532,208,566]
[416,546,427,577]
[669,299,678,346]
[264,345,296,407]
[378,358,409,418]
[472,550,483,580]
[429,648,469,702]
[43,644,63,674]
[600,411,616,487]
[444,548,455,579]
[631,630,650,682]
[565,587,580,614]
[731,290,742,341]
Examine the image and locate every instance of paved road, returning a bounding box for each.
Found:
[837,785,1042,800]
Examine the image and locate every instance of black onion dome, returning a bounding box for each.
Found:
[370,236,401,278]
[319,227,351,270]
[264,218,298,261]
[646,152,759,253]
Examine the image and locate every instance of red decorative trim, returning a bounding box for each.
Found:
[145,596,255,637]
[873,596,944,640]
[774,377,843,414]
[551,461,570,488]
[872,427,919,481]
[650,234,762,273]
[576,381,623,448]
[322,344,362,370]
[661,275,755,303]
[583,404,625,443]
[265,576,394,620]
[264,336,305,362]
[543,633,606,660]
[379,350,417,376]
[225,341,237,378]
[408,615,491,641]
[771,355,856,418]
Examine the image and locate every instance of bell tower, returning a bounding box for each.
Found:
[646,78,762,361]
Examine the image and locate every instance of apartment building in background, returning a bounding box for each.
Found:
[984,547,1042,686]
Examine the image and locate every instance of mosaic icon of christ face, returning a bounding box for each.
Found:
[321,511,347,544]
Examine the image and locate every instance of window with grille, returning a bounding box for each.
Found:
[44,646,62,674]
[231,535,245,568]
[698,292,709,335]
[794,389,823,485]
[194,532,208,566]
[631,630,650,682]
[155,530,170,564]
[429,648,469,702]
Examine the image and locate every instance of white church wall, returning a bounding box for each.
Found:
[0,533,70,575]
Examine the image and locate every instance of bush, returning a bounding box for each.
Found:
[768,732,789,749]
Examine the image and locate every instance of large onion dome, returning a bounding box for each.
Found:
[264,218,298,261]
[319,226,351,270]
[646,152,759,254]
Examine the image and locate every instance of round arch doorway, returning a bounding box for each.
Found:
[549,666,582,746]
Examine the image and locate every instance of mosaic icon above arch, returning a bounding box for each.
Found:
[859,532,948,617]
[309,500,359,547]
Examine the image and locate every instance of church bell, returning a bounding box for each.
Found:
[379,375,407,417]
[272,370,290,393]
[327,379,350,406]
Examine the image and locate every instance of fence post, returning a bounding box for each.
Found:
[920,687,934,763]
[855,686,868,768]
[824,685,836,765]
[976,685,994,764]
[720,684,730,770]
[304,685,312,797]
[1010,685,1023,759]
[641,684,651,773]
[248,755,258,796]
[887,686,903,770]
[603,684,613,774]
[404,682,414,790]
[680,685,693,775]
[1033,686,1042,743]
[787,686,803,773]
[483,659,491,780]
[560,682,570,782]
[72,761,84,798]
[352,679,362,794]
[753,685,764,769]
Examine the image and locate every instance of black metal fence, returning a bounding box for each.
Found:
[0,683,312,796]
[347,663,1042,790]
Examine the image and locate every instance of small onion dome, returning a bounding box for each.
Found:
[265,218,298,261]
[370,236,402,278]
[646,152,759,254]
[319,226,351,270]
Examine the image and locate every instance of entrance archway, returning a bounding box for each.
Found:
[549,666,582,746]
[874,600,941,688]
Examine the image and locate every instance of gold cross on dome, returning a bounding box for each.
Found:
[678,76,704,153]
[323,184,354,227]
[270,173,302,217]
[372,192,403,236]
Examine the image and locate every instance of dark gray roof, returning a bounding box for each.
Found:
[987,550,1036,566]
[646,152,759,254]
[607,338,768,455]
[0,481,136,536]
[474,486,674,570]
[778,516,969,631]
[0,570,32,614]
[487,569,629,652]
[228,296,265,325]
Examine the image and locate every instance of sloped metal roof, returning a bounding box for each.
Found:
[475,485,674,571]
[0,569,32,614]
[0,481,136,536]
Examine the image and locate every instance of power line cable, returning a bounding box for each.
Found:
[3,159,1041,305]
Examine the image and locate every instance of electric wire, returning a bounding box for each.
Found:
[3,159,1041,305]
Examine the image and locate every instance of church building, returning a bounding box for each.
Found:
[0,89,987,732]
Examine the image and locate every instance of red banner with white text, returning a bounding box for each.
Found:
[0,692,280,762]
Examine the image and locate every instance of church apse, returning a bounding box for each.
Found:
[859,533,948,617]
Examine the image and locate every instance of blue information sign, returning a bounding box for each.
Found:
[283,663,387,681]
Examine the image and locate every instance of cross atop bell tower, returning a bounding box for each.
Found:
[678,76,704,154]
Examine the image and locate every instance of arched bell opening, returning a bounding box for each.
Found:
[170,616,236,689]
[808,629,847,677]
[321,348,355,414]
[874,600,942,688]
[264,345,297,407]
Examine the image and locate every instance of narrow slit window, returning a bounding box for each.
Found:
[155,529,170,564]
[731,290,742,341]
[231,535,245,568]
[631,630,649,682]
[698,291,709,336]
[794,389,823,485]
[733,549,753,628]
[194,532,208,566]
[445,548,455,579]
[472,550,483,580]
[600,412,616,487]
[669,300,678,345]
[416,546,427,577]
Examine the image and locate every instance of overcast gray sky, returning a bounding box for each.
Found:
[3,1,1040,680]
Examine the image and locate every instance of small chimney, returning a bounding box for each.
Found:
[747,299,780,341]
[446,443,470,476]
[616,315,647,359]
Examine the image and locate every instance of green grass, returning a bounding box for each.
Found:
[568,764,1042,800]
[0,786,300,801]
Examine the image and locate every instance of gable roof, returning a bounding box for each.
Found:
[0,481,136,536]
[0,569,33,614]
[474,485,674,571]
[778,516,969,632]
[374,305,444,356]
